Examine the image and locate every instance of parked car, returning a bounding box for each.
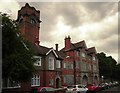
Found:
[113,81,119,86]
[86,84,102,92]
[99,83,107,90]
[66,85,73,91]
[66,85,88,93]
[99,82,111,90]
[29,87,64,93]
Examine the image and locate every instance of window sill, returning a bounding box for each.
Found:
[31,85,40,87]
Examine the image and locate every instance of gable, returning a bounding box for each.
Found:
[46,48,58,58]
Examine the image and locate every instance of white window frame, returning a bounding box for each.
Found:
[31,75,40,86]
[34,56,41,66]
[92,56,96,61]
[81,52,86,57]
[48,57,54,70]
[63,63,66,68]
[56,60,61,68]
[76,51,80,56]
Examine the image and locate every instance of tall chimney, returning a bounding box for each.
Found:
[65,35,71,50]
[55,44,58,51]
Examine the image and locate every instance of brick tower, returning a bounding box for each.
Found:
[16,3,41,45]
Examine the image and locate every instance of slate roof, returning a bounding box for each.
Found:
[59,40,87,52]
[59,40,97,57]
[32,44,63,59]
[32,44,51,55]
[71,40,87,49]
[87,47,97,54]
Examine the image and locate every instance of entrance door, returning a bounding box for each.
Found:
[82,75,88,85]
[56,78,60,88]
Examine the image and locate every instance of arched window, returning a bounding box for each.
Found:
[30,19,36,24]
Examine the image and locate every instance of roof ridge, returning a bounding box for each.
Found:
[72,40,85,45]
[88,47,95,50]
[39,45,51,49]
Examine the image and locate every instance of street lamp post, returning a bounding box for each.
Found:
[101,76,104,82]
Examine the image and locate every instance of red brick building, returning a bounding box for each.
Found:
[60,36,99,86]
[16,3,63,91]
[2,3,99,92]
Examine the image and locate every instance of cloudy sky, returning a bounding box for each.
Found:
[0,0,119,63]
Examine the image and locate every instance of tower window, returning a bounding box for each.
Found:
[30,19,36,24]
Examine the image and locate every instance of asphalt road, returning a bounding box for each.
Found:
[98,85,120,93]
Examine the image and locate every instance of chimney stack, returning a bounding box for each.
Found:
[65,35,71,50]
[55,44,58,51]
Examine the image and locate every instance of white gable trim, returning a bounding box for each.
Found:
[46,48,58,58]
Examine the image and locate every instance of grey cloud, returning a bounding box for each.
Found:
[97,36,118,54]
[54,3,83,27]
[82,2,117,22]
[18,2,117,29]
[17,2,118,62]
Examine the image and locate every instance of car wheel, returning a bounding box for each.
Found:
[77,91,80,93]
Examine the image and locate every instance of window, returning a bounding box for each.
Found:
[34,56,41,66]
[63,63,66,68]
[49,79,54,86]
[88,64,92,71]
[88,56,92,61]
[56,60,61,68]
[48,57,54,70]
[30,19,36,24]
[81,62,87,71]
[67,63,73,69]
[64,75,74,85]
[81,52,86,57]
[93,65,97,71]
[76,61,79,68]
[64,62,73,69]
[92,56,96,61]
[76,51,80,56]
[31,75,40,86]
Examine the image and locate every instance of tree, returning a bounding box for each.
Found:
[2,13,36,85]
[97,52,117,81]
[113,64,120,81]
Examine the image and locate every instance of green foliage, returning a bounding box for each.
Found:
[113,64,120,81]
[2,13,36,83]
[97,52,120,81]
